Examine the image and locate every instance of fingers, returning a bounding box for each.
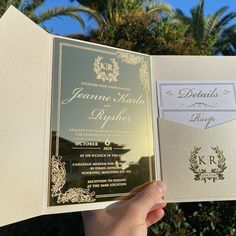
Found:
[146,209,165,227]
[150,202,167,212]
[118,181,153,201]
[128,181,166,216]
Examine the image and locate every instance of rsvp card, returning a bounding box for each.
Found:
[156,81,236,128]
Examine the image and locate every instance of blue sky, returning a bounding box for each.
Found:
[37,0,236,36]
[166,0,236,15]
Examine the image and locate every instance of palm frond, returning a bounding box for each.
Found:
[215,25,236,52]
[104,0,174,25]
[204,7,228,40]
[216,12,236,29]
[123,0,140,12]
[18,0,26,11]
[0,0,22,17]
[104,0,140,25]
[62,11,85,29]
[23,0,46,13]
[216,35,236,55]
[6,0,22,9]
[146,2,174,17]
[174,8,191,25]
[76,5,103,26]
[190,0,205,43]
[30,6,102,26]
[0,0,9,16]
[223,24,236,34]
[221,45,236,55]
[1,0,9,5]
[172,0,236,54]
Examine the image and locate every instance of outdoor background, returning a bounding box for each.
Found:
[1,0,236,235]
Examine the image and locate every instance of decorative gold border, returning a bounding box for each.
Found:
[51,156,96,204]
[116,51,153,179]
[116,51,150,90]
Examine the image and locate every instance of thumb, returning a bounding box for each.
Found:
[128,182,166,215]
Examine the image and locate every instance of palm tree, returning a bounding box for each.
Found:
[103,0,174,25]
[175,0,236,55]
[72,0,173,25]
[70,0,107,15]
[0,0,101,29]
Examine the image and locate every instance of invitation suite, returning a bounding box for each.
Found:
[1,6,236,227]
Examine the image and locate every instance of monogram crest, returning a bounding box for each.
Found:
[93,56,120,83]
[189,146,227,183]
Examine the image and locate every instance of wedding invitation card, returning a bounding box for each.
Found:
[49,38,155,206]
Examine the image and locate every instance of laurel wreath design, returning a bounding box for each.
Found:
[189,146,227,183]
[51,156,96,204]
[93,56,120,83]
[93,53,150,90]
[211,146,227,180]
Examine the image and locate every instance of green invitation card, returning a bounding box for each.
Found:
[49,38,155,206]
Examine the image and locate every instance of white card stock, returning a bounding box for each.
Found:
[157,81,236,128]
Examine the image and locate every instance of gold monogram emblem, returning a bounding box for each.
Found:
[93,56,120,83]
[189,146,227,183]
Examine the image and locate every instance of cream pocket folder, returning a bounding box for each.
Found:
[158,119,236,202]
[1,6,236,227]
[152,57,236,202]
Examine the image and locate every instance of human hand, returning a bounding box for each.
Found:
[82,181,167,236]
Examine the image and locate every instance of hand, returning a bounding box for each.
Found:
[82,181,167,236]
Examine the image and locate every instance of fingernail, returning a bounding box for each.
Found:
[156,182,166,195]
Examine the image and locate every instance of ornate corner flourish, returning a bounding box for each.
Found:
[51,156,96,204]
[116,51,150,90]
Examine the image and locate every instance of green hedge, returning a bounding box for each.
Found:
[1,201,236,235]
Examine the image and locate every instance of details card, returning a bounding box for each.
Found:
[157,81,236,128]
[157,81,236,109]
